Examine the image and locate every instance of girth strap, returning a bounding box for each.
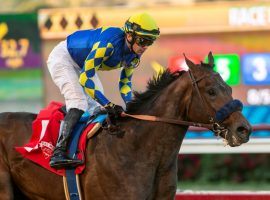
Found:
[121,112,213,130]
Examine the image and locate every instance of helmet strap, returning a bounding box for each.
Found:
[125,32,137,54]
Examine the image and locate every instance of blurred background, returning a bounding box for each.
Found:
[0,0,269,194]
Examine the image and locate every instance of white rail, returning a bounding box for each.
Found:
[180,138,270,154]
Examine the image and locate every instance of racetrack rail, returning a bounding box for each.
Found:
[176,190,270,200]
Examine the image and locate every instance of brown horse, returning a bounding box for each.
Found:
[0,52,252,200]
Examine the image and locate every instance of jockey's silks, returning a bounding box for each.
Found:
[67,27,139,106]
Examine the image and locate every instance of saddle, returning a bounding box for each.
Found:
[60,105,107,139]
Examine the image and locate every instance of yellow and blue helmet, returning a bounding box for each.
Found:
[124,12,160,40]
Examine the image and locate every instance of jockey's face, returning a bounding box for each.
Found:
[126,33,152,55]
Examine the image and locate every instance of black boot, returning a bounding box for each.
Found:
[49,108,84,169]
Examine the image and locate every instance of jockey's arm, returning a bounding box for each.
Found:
[79,41,114,106]
[119,67,134,104]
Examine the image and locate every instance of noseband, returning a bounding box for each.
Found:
[122,70,243,135]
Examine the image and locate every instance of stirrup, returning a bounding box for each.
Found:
[50,158,83,169]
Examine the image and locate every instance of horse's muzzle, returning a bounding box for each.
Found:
[235,122,252,143]
[228,121,252,146]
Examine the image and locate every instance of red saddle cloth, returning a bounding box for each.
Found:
[15,101,95,176]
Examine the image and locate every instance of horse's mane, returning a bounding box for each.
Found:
[126,69,184,113]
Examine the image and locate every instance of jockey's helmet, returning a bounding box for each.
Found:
[124,13,160,41]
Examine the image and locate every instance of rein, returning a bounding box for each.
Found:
[121,112,213,129]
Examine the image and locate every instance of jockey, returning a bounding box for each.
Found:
[47,12,160,169]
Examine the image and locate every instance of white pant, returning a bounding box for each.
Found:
[47,40,103,113]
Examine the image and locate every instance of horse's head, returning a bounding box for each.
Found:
[126,52,251,146]
[183,52,252,147]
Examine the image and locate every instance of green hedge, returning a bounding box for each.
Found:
[178,154,270,183]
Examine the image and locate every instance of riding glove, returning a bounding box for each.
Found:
[104,102,124,119]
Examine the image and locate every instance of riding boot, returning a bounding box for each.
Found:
[49,108,84,169]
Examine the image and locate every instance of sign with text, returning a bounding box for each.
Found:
[229,6,270,27]
[247,88,270,105]
[242,53,270,85]
[0,13,41,69]
[0,13,43,112]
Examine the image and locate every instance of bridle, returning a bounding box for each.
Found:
[187,69,229,136]
[121,69,239,136]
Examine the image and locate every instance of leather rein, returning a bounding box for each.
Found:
[121,70,228,134]
[121,112,213,129]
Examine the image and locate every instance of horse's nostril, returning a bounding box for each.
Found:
[237,125,251,141]
[237,126,247,134]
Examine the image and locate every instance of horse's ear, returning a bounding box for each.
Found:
[208,51,214,68]
[183,53,196,71]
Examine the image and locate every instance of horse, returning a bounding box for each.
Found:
[0,52,252,200]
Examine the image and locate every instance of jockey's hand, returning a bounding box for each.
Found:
[104,102,124,119]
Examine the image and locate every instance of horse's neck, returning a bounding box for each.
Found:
[145,76,191,120]
[124,77,191,146]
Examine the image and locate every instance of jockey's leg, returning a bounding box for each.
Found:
[47,40,89,169]
[49,108,84,169]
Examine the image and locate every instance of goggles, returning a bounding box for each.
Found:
[134,36,155,47]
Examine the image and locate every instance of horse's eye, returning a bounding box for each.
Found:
[208,89,216,96]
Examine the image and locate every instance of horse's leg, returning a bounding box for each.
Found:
[0,161,14,200]
[153,161,178,200]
